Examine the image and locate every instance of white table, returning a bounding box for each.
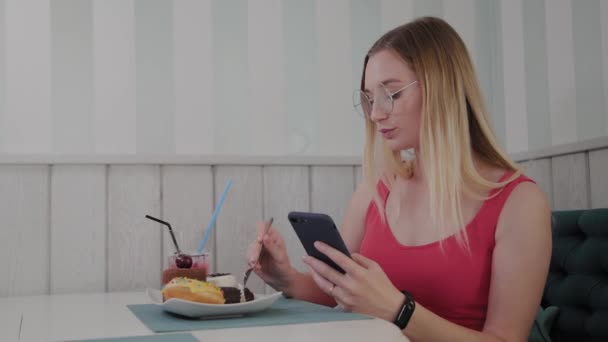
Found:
[0,292,409,342]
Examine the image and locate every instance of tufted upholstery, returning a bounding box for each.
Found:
[542,209,608,342]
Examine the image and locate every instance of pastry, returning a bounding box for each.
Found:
[162,277,225,304]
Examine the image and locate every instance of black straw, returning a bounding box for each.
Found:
[145,215,181,254]
[18,314,23,340]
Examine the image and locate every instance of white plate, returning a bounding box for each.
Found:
[146,288,283,318]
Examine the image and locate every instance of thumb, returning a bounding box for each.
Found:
[351,253,376,269]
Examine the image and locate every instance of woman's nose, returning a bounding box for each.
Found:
[369,103,388,122]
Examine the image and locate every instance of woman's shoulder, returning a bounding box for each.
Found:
[495,172,551,240]
[484,166,543,205]
[503,178,547,212]
[485,166,535,191]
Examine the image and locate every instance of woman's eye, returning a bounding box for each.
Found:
[392,93,402,100]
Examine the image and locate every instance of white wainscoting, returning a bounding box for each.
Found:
[1,143,608,297]
[0,158,361,297]
[517,147,608,210]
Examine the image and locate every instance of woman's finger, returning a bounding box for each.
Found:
[307,266,337,298]
[261,234,286,262]
[302,255,347,289]
[314,241,363,276]
[351,253,376,269]
[249,221,275,265]
[256,220,277,243]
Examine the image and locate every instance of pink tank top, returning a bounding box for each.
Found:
[359,172,533,331]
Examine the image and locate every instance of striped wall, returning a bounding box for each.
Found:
[0,0,607,156]
[1,139,607,297]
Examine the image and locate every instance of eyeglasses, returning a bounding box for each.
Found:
[352,80,418,118]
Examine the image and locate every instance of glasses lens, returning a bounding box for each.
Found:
[379,85,393,114]
[352,90,371,118]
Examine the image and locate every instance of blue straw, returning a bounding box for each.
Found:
[198,179,232,254]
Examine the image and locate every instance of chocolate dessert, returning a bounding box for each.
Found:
[207,273,254,303]
[221,287,254,304]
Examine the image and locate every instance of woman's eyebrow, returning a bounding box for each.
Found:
[381,78,403,85]
[363,78,403,92]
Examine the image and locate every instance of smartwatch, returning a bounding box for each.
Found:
[393,290,416,330]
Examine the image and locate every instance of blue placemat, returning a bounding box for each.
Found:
[128,297,372,333]
[65,332,198,342]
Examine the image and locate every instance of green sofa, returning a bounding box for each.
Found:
[541,209,608,341]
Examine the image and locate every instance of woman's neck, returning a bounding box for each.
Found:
[405,152,495,186]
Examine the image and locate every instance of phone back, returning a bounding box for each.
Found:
[288,211,350,273]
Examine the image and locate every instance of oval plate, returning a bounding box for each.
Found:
[146,288,283,318]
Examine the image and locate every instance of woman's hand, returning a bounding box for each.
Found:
[302,241,405,322]
[246,221,297,294]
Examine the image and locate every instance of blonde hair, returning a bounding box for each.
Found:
[361,17,521,249]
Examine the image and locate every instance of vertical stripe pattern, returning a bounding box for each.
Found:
[2,0,52,153]
[212,0,249,155]
[284,0,319,154]
[0,0,5,152]
[173,0,214,154]
[476,0,506,146]
[414,0,443,17]
[603,0,608,136]
[572,0,606,141]
[316,0,354,155]
[523,0,551,150]
[248,0,286,155]
[0,0,605,156]
[501,0,528,153]
[546,0,578,145]
[93,0,136,154]
[350,0,381,152]
[380,0,414,32]
[135,0,175,154]
[51,0,94,153]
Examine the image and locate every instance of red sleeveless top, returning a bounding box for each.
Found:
[359,172,533,331]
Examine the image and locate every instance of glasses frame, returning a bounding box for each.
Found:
[353,80,418,118]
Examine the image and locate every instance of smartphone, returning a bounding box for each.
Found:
[287,211,351,274]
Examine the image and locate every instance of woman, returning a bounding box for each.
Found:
[247,17,551,341]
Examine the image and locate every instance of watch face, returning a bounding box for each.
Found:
[394,293,415,330]
[395,302,407,320]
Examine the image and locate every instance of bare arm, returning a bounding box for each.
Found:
[403,182,552,341]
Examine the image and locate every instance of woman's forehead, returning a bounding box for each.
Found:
[365,50,414,87]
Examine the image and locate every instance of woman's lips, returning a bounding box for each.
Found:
[379,128,396,138]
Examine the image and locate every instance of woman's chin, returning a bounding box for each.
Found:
[384,139,410,152]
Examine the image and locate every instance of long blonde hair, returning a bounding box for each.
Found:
[361,17,521,248]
